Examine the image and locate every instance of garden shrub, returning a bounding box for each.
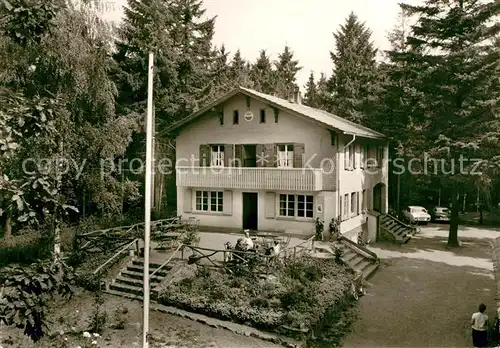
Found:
[158,256,355,337]
[0,231,51,266]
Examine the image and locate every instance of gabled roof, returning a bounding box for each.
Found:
[164,86,385,139]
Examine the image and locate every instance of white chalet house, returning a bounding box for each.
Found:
[165,86,389,240]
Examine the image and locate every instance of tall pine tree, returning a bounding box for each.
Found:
[114,0,216,124]
[229,49,253,88]
[328,12,378,123]
[250,49,275,94]
[274,45,301,99]
[303,71,318,107]
[390,0,500,246]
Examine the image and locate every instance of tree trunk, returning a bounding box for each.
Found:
[479,204,483,225]
[448,187,460,247]
[4,209,12,242]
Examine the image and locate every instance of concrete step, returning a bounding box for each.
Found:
[355,259,372,273]
[126,265,170,276]
[109,282,160,296]
[109,282,144,296]
[348,255,366,268]
[115,276,163,288]
[361,262,379,279]
[343,251,358,263]
[132,259,170,269]
[105,289,143,302]
[312,252,334,259]
[120,270,164,282]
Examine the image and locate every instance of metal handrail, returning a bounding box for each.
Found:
[286,235,315,251]
[149,243,183,279]
[339,236,378,260]
[78,216,182,237]
[383,213,415,230]
[93,238,138,276]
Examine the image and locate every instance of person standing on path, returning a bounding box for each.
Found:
[471,303,489,347]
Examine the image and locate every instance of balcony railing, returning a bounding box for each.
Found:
[176,166,336,191]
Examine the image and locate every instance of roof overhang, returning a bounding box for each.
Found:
[163,87,386,140]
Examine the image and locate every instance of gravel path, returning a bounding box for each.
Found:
[342,224,498,347]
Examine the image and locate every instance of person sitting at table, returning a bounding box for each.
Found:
[242,230,254,250]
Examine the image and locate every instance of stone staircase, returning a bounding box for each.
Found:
[105,258,172,300]
[379,214,417,244]
[313,238,379,279]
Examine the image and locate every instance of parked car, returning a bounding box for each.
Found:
[430,206,450,222]
[402,206,431,224]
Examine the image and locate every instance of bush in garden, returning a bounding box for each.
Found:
[158,256,355,336]
[0,258,74,342]
[86,292,107,334]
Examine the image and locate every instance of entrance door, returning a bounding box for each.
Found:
[242,192,258,230]
[373,183,383,213]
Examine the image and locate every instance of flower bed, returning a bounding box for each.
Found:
[157,256,355,339]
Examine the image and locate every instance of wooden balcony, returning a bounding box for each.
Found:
[176,166,336,191]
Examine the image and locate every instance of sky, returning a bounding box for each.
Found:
[101,0,416,89]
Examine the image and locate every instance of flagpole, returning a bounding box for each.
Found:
[143,51,154,348]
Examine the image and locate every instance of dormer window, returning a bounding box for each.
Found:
[233,110,239,124]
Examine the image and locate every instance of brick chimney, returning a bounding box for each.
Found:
[293,85,301,104]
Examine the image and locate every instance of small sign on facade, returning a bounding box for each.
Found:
[244,110,253,122]
[317,204,323,213]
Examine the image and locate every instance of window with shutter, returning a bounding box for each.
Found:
[277,144,294,168]
[183,188,192,213]
[265,192,276,218]
[211,145,224,167]
[223,191,232,215]
[224,144,233,167]
[234,144,243,167]
[349,144,355,169]
[293,143,304,168]
[264,144,276,167]
[339,195,343,219]
[344,193,349,220]
[199,145,210,166]
[351,192,356,215]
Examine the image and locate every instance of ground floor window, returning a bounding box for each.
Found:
[196,190,223,212]
[279,194,314,218]
[297,195,314,218]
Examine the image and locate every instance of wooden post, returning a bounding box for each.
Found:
[181,245,184,260]
[136,239,139,255]
[293,247,296,264]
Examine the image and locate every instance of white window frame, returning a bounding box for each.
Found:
[343,193,349,220]
[339,195,343,220]
[297,194,314,218]
[349,143,355,169]
[351,192,356,216]
[211,145,224,167]
[195,190,223,212]
[210,191,224,212]
[279,193,314,218]
[279,194,295,217]
[277,144,294,168]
